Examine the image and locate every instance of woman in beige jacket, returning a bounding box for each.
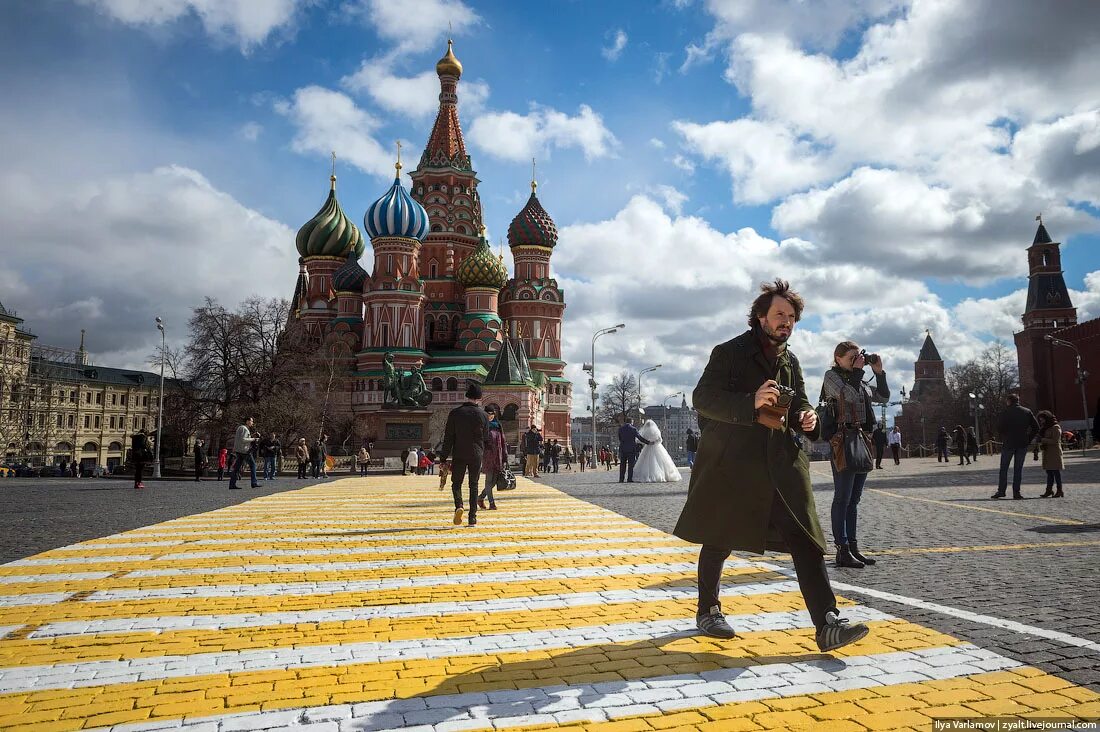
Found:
[1037,410,1064,497]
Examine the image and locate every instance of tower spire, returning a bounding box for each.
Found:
[531,157,538,194]
[330,151,336,190]
[395,140,403,174]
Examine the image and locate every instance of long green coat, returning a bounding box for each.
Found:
[673,329,825,554]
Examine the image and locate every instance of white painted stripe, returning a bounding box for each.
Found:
[0,626,23,638]
[72,541,184,549]
[124,547,700,578]
[81,562,720,602]
[0,592,72,608]
[0,608,896,695]
[123,517,637,536]
[31,582,806,639]
[755,560,1100,655]
[4,555,155,567]
[94,644,1019,732]
[0,571,114,585]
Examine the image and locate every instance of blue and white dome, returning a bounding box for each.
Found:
[364,173,429,241]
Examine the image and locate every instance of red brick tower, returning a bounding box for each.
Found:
[409,40,483,351]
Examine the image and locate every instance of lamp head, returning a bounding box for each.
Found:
[968,392,976,399]
[1044,334,1053,341]
[615,323,625,329]
[155,317,162,324]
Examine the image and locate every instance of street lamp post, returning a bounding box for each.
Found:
[662,391,683,460]
[1046,336,1092,453]
[153,317,165,479]
[586,324,625,463]
[637,364,661,417]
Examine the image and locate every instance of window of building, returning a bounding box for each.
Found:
[94,416,100,428]
[68,415,74,428]
[69,390,76,403]
[142,418,147,429]
[84,415,90,428]
[110,394,116,406]
[431,378,443,391]
[142,396,148,407]
[95,393,102,405]
[56,414,62,428]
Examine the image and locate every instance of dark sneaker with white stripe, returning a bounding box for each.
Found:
[696,605,737,639]
[816,610,869,652]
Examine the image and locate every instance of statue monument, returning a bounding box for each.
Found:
[382,353,433,408]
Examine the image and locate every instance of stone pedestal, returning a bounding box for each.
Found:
[369,409,433,457]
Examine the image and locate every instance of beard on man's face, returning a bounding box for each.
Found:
[760,319,791,343]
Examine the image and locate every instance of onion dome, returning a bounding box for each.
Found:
[457,231,509,289]
[332,249,368,293]
[507,182,558,249]
[436,39,463,78]
[296,175,365,259]
[364,165,430,241]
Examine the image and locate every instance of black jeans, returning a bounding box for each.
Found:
[874,445,884,468]
[451,457,483,520]
[890,444,900,464]
[697,490,837,631]
[618,448,637,482]
[297,462,307,479]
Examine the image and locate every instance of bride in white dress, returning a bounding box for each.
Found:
[632,420,682,483]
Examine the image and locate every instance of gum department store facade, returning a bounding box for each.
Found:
[290,42,572,453]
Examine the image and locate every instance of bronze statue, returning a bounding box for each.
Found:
[383,353,433,408]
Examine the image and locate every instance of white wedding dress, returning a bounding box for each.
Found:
[632,420,682,483]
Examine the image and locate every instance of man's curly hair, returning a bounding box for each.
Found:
[747,279,804,328]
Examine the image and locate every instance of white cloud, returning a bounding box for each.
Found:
[348,0,479,53]
[602,29,628,61]
[238,122,262,141]
[342,54,489,119]
[649,185,688,215]
[469,104,619,162]
[276,86,402,179]
[77,0,310,52]
[648,138,666,149]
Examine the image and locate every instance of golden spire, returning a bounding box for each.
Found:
[531,157,538,194]
[395,140,402,174]
[436,38,463,77]
[330,151,337,190]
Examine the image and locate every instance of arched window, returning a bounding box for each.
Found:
[426,317,435,341]
[432,224,443,232]
[429,261,438,278]
[503,404,519,421]
[55,442,73,452]
[108,441,123,452]
[457,224,469,235]
[82,442,98,453]
[431,378,443,391]
[446,378,458,392]
[380,323,389,346]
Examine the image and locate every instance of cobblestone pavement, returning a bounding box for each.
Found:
[0,475,344,565]
[0,475,1096,730]
[540,453,1100,692]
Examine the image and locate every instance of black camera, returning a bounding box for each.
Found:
[775,384,796,407]
[860,349,880,366]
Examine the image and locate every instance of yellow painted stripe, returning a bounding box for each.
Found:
[0,618,965,730]
[764,539,1100,561]
[870,488,1084,525]
[0,566,780,626]
[0,592,862,668]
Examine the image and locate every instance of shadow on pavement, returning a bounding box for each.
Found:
[1026,523,1100,534]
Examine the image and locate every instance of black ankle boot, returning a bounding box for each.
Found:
[849,541,876,565]
[835,544,864,568]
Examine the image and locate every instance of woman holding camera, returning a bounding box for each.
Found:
[821,342,889,568]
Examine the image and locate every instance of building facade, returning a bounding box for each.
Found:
[1,305,163,471]
[643,397,699,464]
[1014,219,1098,432]
[894,332,955,447]
[290,42,572,452]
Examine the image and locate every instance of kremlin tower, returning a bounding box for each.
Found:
[289,41,571,453]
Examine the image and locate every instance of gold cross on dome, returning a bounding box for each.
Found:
[395,140,403,172]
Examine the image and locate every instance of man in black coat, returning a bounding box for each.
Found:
[441,382,491,527]
[685,429,699,468]
[993,393,1039,499]
[617,417,650,483]
[193,439,207,481]
[522,425,542,478]
[871,424,887,469]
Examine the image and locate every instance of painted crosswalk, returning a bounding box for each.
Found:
[0,477,1095,731]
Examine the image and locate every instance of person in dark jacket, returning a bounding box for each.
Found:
[871,424,887,469]
[131,428,151,490]
[522,425,542,478]
[993,393,1039,499]
[617,417,650,483]
[441,382,492,527]
[309,440,321,478]
[935,428,949,462]
[953,425,970,465]
[478,406,507,511]
[685,429,699,468]
[673,279,869,652]
[966,426,979,463]
[193,439,207,481]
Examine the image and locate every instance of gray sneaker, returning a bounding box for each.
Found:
[816,611,869,652]
[696,605,736,639]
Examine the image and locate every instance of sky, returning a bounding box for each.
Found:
[1,0,1098,420]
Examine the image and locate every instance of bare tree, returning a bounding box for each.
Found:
[599,372,639,424]
[946,341,1021,439]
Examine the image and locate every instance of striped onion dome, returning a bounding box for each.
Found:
[457,232,509,290]
[295,176,365,259]
[332,249,368,293]
[507,186,558,249]
[364,172,429,241]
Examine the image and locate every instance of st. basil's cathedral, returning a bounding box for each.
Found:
[289,41,572,454]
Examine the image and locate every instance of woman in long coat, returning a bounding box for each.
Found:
[1037,410,1064,497]
[479,407,507,510]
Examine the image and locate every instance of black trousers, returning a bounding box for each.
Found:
[451,457,483,520]
[874,445,885,468]
[890,444,900,464]
[618,448,637,482]
[697,490,837,631]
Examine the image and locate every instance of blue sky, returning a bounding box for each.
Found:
[2,0,1098,418]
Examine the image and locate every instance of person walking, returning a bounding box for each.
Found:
[357,445,370,476]
[522,425,542,478]
[131,428,151,490]
[685,429,699,468]
[953,424,970,465]
[216,447,227,481]
[295,438,309,479]
[887,426,902,465]
[405,447,419,476]
[400,447,410,476]
[478,406,507,511]
[258,433,276,480]
[228,417,260,490]
[992,393,1039,500]
[966,426,979,463]
[441,382,491,527]
[193,439,207,481]
[617,417,650,483]
[318,435,329,477]
[872,423,887,469]
[309,440,321,478]
[550,439,561,473]
[675,279,869,651]
[935,427,949,462]
[821,341,889,569]
[1037,410,1064,498]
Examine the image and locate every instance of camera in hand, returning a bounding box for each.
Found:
[757,384,796,430]
[859,349,880,366]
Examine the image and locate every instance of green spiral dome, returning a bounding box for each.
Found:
[295,178,365,259]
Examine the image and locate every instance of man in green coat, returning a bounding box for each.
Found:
[673,279,870,652]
